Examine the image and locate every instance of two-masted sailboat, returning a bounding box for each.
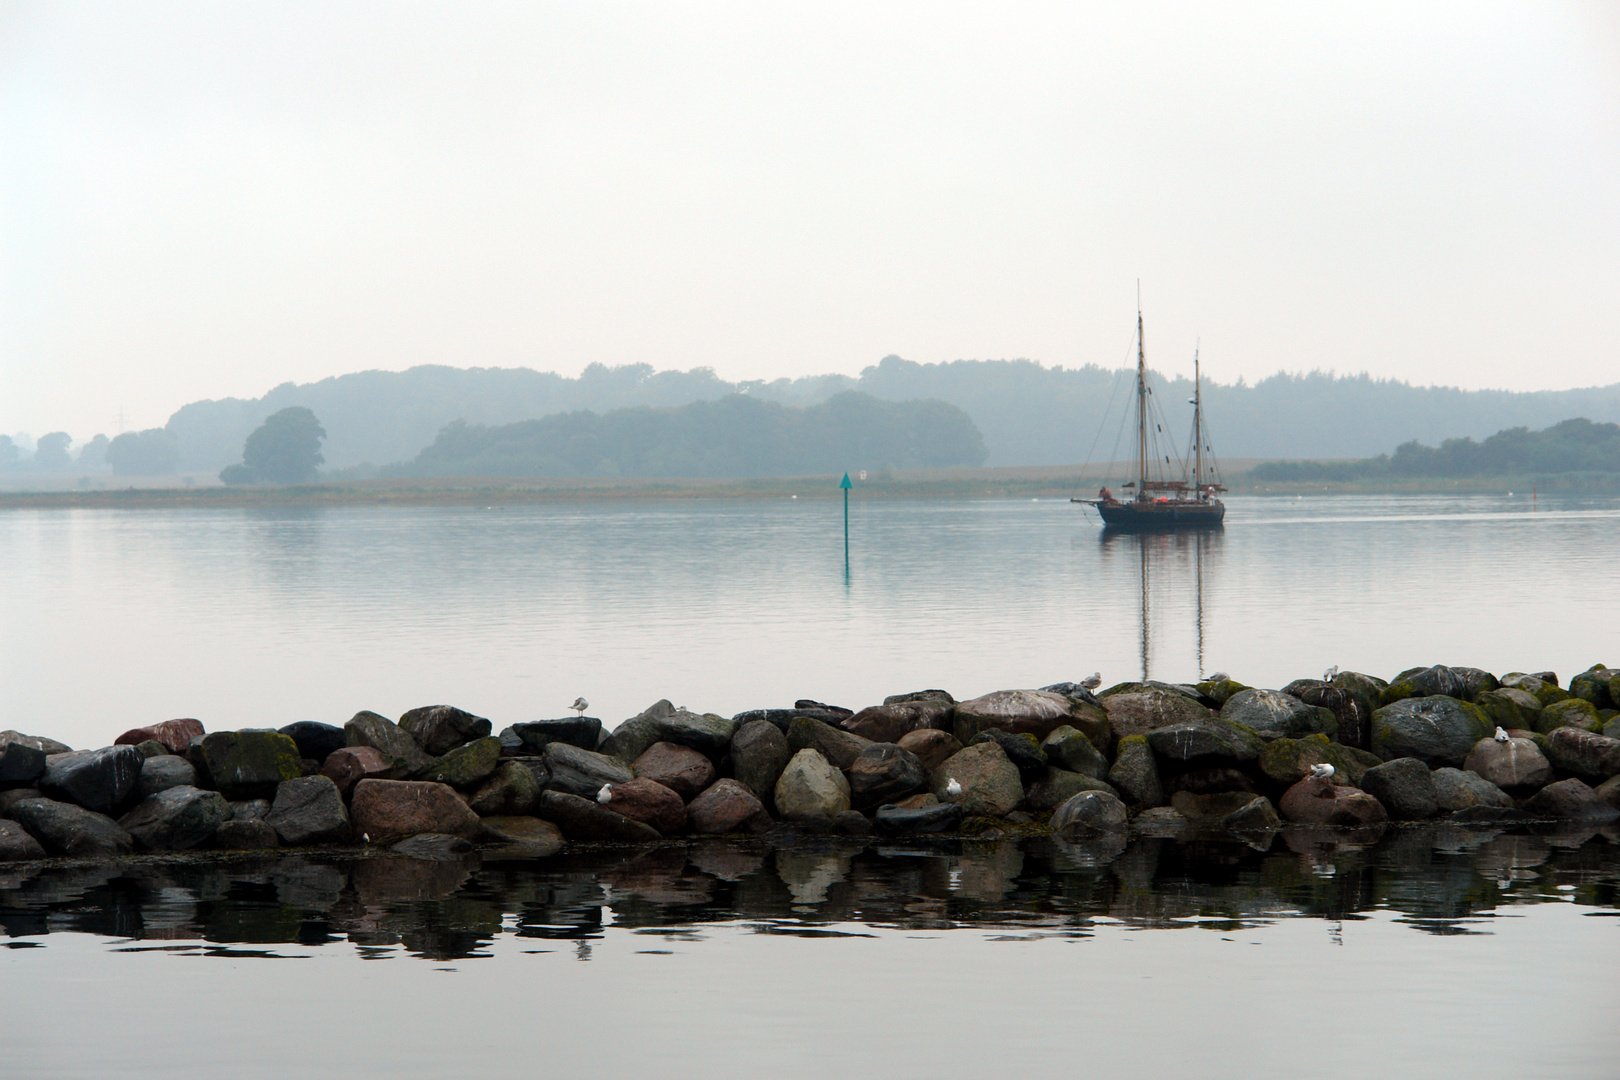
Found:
[1073,307,1226,530]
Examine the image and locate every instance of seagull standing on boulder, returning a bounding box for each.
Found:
[572,697,590,717]
[1322,665,1339,683]
[1495,726,1511,742]
[945,778,963,797]
[1080,673,1102,692]
[597,783,613,805]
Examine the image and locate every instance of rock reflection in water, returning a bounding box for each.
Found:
[2,826,1617,960]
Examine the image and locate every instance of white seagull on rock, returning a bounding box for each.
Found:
[1495,726,1511,743]
[1323,665,1339,683]
[1080,672,1102,691]
[945,778,963,797]
[572,697,590,716]
[596,783,613,805]
[1308,763,1335,780]
[1209,671,1229,684]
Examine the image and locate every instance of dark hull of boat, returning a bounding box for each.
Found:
[1090,499,1225,531]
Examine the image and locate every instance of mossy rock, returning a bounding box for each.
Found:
[1331,671,1388,706]
[1535,698,1601,735]
[412,736,502,790]
[1257,734,1381,787]
[1194,678,1251,707]
[1569,667,1617,711]
[1476,687,1543,731]
[1371,696,1490,768]
[1499,673,1570,707]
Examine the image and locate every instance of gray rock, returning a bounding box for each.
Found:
[132,740,168,760]
[1297,685,1374,749]
[931,742,1024,817]
[1569,667,1617,711]
[1049,790,1129,837]
[652,709,738,757]
[412,736,503,790]
[1391,664,1468,700]
[873,802,965,835]
[1537,698,1601,734]
[686,779,771,834]
[8,797,134,855]
[896,729,963,779]
[277,721,347,763]
[39,745,143,813]
[847,743,927,810]
[632,741,718,801]
[1106,734,1165,807]
[1023,768,1118,814]
[211,819,281,850]
[1371,696,1491,767]
[1522,778,1620,823]
[773,748,851,821]
[135,755,198,799]
[1146,718,1264,762]
[1277,776,1388,825]
[786,716,872,771]
[1542,727,1620,781]
[509,717,604,754]
[0,819,46,860]
[970,729,1047,785]
[266,775,353,845]
[229,798,271,821]
[730,720,791,805]
[200,730,305,798]
[119,786,231,850]
[0,730,72,755]
[1464,734,1553,790]
[1359,757,1439,820]
[1449,667,1499,701]
[534,790,662,843]
[468,760,542,816]
[398,705,494,756]
[955,688,1108,746]
[1431,768,1513,811]
[1220,689,1335,740]
[478,815,565,859]
[543,742,634,799]
[391,833,476,860]
[1499,673,1568,707]
[1098,685,1211,739]
[1170,790,1282,832]
[1042,725,1107,779]
[0,741,47,787]
[600,700,675,761]
[344,710,433,772]
[1476,688,1544,731]
[842,699,954,743]
[1595,775,1620,813]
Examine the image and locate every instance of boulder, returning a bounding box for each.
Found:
[0,730,72,755]
[1449,667,1499,701]
[211,819,280,850]
[130,740,166,759]
[412,736,502,790]
[1106,734,1164,807]
[119,785,231,850]
[468,760,542,817]
[0,741,46,787]
[884,689,956,706]
[135,755,198,799]
[931,742,1023,818]
[1257,734,1382,787]
[730,720,791,804]
[1570,667,1617,710]
[1521,778,1620,823]
[1359,757,1439,820]
[602,777,687,835]
[1499,673,1569,707]
[686,779,770,835]
[1371,696,1491,767]
[7,797,134,855]
[970,730,1047,785]
[199,730,304,799]
[1542,727,1620,782]
[478,816,565,859]
[0,788,41,813]
[1431,768,1513,812]
[1464,734,1553,791]
[320,745,401,796]
[1049,790,1129,837]
[40,745,143,812]
[349,779,482,842]
[509,717,604,755]
[1220,689,1335,740]
[1170,790,1282,832]
[1041,725,1107,779]
[277,721,347,763]
[1595,775,1620,813]
[633,741,719,801]
[600,700,675,761]
[955,689,1111,749]
[786,716,872,770]
[842,699,953,743]
[873,802,965,835]
[543,742,634,799]
[897,729,963,778]
[651,709,738,757]
[390,833,476,860]
[265,776,353,845]
[1476,688,1543,732]
[344,710,432,772]
[1329,671,1389,707]
[1169,766,1256,796]
[533,790,662,843]
[847,744,927,810]
[1277,776,1389,826]
[1536,698,1601,735]
[1297,685,1374,749]
[398,705,494,756]
[1099,685,1212,739]
[1147,718,1264,762]
[1023,768,1118,814]
[229,798,271,820]
[773,748,852,821]
[0,819,46,861]
[113,718,204,755]
[1194,677,1251,706]
[1387,664,1469,702]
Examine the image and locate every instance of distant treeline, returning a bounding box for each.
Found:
[1248,418,1620,481]
[384,392,988,478]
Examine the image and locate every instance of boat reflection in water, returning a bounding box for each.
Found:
[1098,525,1223,683]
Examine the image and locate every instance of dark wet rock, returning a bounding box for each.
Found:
[509,717,603,755]
[119,785,231,850]
[600,699,674,761]
[113,718,205,755]
[1023,767,1118,814]
[1464,734,1553,791]
[265,775,353,845]
[398,705,493,756]
[833,809,872,836]
[774,748,851,820]
[883,689,955,706]
[1371,696,1491,767]
[687,778,770,834]
[1499,673,1569,707]
[1257,734,1381,787]
[350,779,482,842]
[1359,757,1439,820]
[1449,667,1499,701]
[1536,698,1601,734]
[602,777,687,835]
[478,815,565,858]
[135,754,198,799]
[40,745,143,812]
[1522,778,1620,823]
[0,730,72,755]
[955,689,1111,749]
[8,797,134,855]
[468,760,542,817]
[1099,684,1212,739]
[1277,776,1388,826]
[873,802,964,835]
[1194,677,1251,707]
[534,789,662,842]
[1595,775,1620,813]
[1041,725,1106,779]
[633,741,718,801]
[391,833,476,860]
[1130,805,1191,838]
[1040,681,1103,707]
[1386,664,1468,703]
[1170,790,1281,832]
[412,736,502,790]
[786,716,872,771]
[1298,685,1374,749]
[971,729,1047,785]
[1168,766,1256,796]
[133,740,169,760]
[210,817,279,850]
[0,819,46,861]
[344,710,433,772]
[1431,767,1513,811]
[198,730,303,799]
[1220,689,1335,740]
[650,709,738,757]
[1147,718,1264,762]
[931,742,1023,817]
[1107,734,1164,807]
[897,729,963,779]
[1476,688,1544,731]
[498,726,529,756]
[277,721,347,763]
[320,745,402,796]
[891,792,939,810]
[1543,727,1620,781]
[842,699,954,743]
[229,798,270,820]
[1570,667,1618,711]
[1049,789,1128,837]
[847,743,927,810]
[0,741,46,787]
[543,742,634,799]
[0,787,41,813]
[730,720,791,805]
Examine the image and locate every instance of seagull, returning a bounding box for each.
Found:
[1209,671,1229,684]
[596,783,613,805]
[1323,665,1339,683]
[945,778,963,797]
[1308,763,1335,780]
[571,697,589,716]
[1494,726,1511,743]
[1080,672,1102,691]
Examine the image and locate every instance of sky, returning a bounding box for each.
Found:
[2,1,1617,442]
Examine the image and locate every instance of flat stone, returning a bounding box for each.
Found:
[266,775,353,845]
[687,779,771,835]
[1371,696,1491,767]
[412,736,502,790]
[320,745,401,796]
[1522,778,1620,823]
[0,819,47,861]
[468,760,542,816]
[842,699,954,743]
[1099,686,1211,739]
[931,742,1023,817]
[847,743,927,810]
[114,718,205,755]
[119,785,231,850]
[633,741,718,801]
[211,819,280,850]
[873,802,964,835]
[509,717,604,754]
[1542,727,1620,781]
[398,705,494,756]
[1220,689,1335,740]
[0,741,46,786]
[1278,776,1389,826]
[1023,767,1118,814]
[730,720,791,805]
[199,730,303,798]
[277,721,347,763]
[651,709,738,757]
[897,729,963,779]
[478,815,565,858]
[350,779,482,842]
[786,716,872,770]
[774,748,851,821]
[40,745,144,812]
[602,777,687,835]
[1359,757,1439,820]
[1106,734,1165,807]
[543,742,634,799]
[7,797,134,855]
[1431,767,1513,811]
[135,755,198,799]
[534,790,662,843]
[0,730,72,755]
[1041,725,1106,779]
[955,689,1112,749]
[344,710,432,772]
[1049,790,1129,837]
[1464,734,1554,790]
[1147,719,1264,762]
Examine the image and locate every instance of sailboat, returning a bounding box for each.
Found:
[1073,307,1226,530]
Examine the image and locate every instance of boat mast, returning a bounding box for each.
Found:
[1136,304,1148,498]
[1193,344,1203,499]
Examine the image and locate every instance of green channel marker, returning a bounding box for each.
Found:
[840,472,852,561]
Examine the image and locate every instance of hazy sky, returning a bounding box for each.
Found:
[2,1,1617,440]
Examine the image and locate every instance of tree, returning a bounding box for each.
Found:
[230,406,326,484]
[33,432,72,471]
[107,429,179,476]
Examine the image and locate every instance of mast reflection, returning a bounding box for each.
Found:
[1099,526,1224,682]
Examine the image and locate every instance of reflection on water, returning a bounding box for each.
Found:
[4,828,1616,961]
[1098,527,1224,681]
